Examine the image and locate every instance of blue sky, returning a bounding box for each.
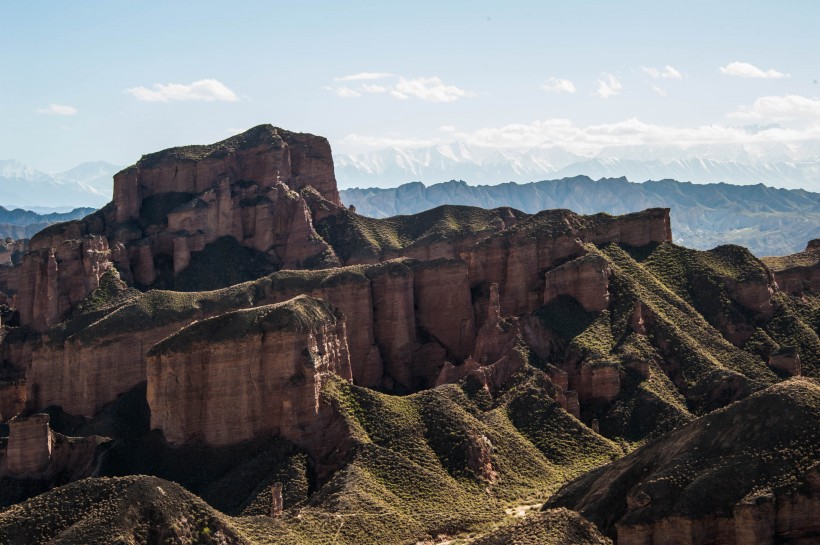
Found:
[1,0,819,173]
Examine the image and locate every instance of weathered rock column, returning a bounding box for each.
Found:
[271,482,284,518]
[5,413,52,477]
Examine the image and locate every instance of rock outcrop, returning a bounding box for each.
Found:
[29,318,188,417]
[3,414,52,477]
[411,259,475,363]
[574,362,621,403]
[0,238,27,267]
[544,254,611,313]
[0,126,344,332]
[763,239,820,296]
[114,125,341,223]
[146,296,351,448]
[0,124,818,545]
[768,347,802,376]
[367,261,417,390]
[0,235,113,331]
[0,413,103,481]
[436,282,523,393]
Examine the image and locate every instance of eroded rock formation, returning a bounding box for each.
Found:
[763,239,820,296]
[0,235,112,331]
[146,296,351,447]
[114,125,341,223]
[3,414,52,477]
[0,126,343,334]
[0,381,25,421]
[544,254,611,313]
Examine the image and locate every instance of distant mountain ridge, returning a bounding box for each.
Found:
[340,177,820,256]
[0,205,95,240]
[4,153,819,255]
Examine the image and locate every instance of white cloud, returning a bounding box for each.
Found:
[335,72,394,81]
[595,73,622,99]
[126,79,239,102]
[439,125,456,132]
[36,104,77,115]
[642,65,683,80]
[541,77,576,93]
[334,86,362,98]
[448,117,820,154]
[652,85,668,97]
[390,77,474,102]
[719,62,789,79]
[327,75,473,103]
[361,84,387,93]
[340,133,439,149]
[729,95,820,121]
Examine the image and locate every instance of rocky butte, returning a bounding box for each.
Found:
[0,124,816,545]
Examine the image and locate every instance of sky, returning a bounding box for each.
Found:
[1,0,819,177]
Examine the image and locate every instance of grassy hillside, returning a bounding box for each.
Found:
[545,378,820,536]
[467,508,611,545]
[231,375,620,544]
[640,243,820,375]
[313,204,527,262]
[0,475,250,545]
[0,371,622,545]
[4,188,817,545]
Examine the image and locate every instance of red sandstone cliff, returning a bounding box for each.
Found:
[113,125,342,223]
[0,125,343,334]
[0,199,676,428]
[0,126,816,545]
[0,235,113,331]
[0,125,784,461]
[146,296,351,448]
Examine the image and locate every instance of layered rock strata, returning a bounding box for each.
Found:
[10,206,673,422]
[146,296,351,447]
[114,125,341,223]
[0,235,112,331]
[0,413,102,480]
[544,254,611,313]
[0,125,771,463]
[0,125,343,332]
[3,414,52,476]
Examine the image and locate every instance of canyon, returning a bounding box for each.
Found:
[0,125,816,545]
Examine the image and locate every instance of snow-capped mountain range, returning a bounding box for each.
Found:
[3,139,819,210]
[335,143,820,191]
[0,160,121,211]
